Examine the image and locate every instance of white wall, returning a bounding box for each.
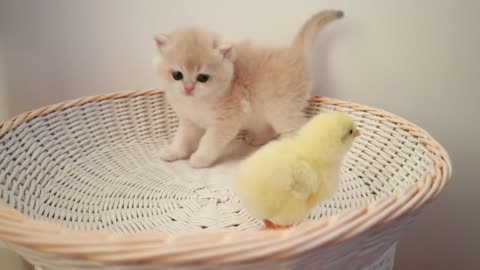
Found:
[0,45,8,121]
[0,1,479,269]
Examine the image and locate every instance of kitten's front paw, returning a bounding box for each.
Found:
[189,152,216,168]
[244,133,267,147]
[159,147,190,162]
[244,131,278,147]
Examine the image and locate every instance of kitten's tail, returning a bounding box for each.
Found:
[292,10,344,55]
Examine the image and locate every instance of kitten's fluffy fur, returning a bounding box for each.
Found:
[154,10,343,168]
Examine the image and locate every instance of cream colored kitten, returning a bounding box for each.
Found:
[154,10,343,168]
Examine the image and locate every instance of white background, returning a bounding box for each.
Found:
[0,1,479,269]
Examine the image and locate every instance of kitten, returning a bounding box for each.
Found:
[154,10,343,168]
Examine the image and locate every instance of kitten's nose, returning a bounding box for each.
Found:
[184,86,194,95]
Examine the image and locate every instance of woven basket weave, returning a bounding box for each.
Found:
[0,89,451,270]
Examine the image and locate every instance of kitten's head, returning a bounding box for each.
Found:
[154,28,235,99]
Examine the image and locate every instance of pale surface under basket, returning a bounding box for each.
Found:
[0,89,451,270]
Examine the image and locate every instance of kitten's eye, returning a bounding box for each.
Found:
[196,74,210,83]
[172,71,183,81]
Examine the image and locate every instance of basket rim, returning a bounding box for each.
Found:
[0,89,452,265]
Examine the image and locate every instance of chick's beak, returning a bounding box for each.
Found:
[353,129,360,138]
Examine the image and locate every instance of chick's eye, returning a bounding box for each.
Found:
[172,71,183,81]
[197,74,210,83]
[349,129,353,135]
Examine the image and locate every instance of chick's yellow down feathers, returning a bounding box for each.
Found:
[234,112,359,229]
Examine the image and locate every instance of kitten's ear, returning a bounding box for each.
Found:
[218,43,235,61]
[154,34,169,48]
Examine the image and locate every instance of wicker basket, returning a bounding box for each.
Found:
[0,89,451,270]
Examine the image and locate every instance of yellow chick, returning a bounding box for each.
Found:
[234,112,360,229]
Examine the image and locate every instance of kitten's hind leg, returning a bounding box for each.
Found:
[269,111,308,137]
[244,125,278,147]
[265,94,309,137]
